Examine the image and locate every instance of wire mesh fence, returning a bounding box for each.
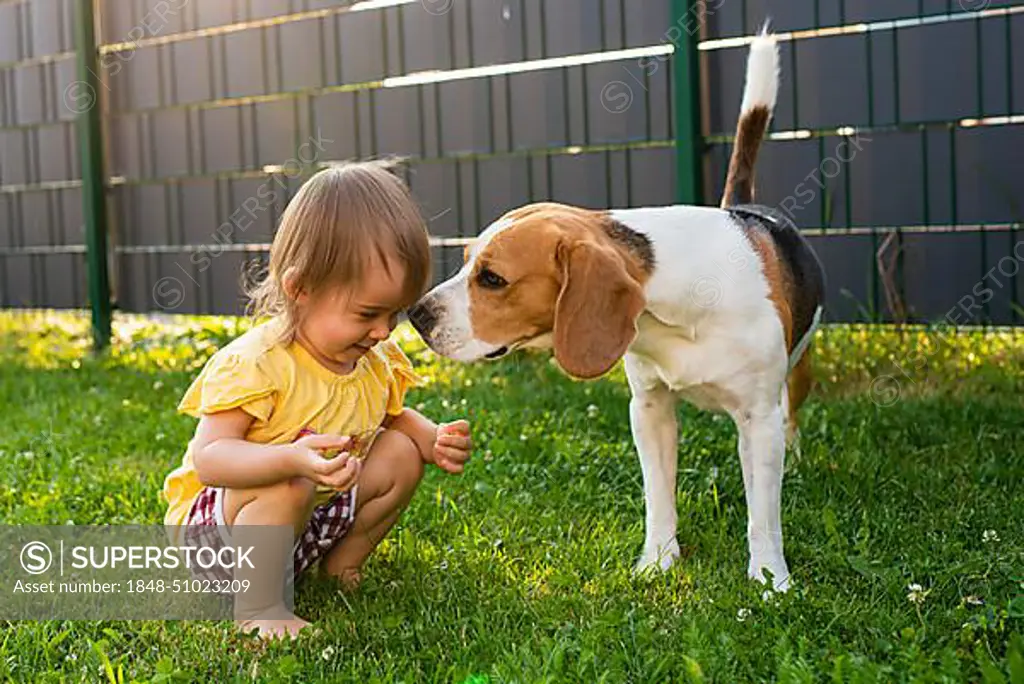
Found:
[1,0,1022,347]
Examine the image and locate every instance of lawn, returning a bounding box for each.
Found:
[1,311,1022,682]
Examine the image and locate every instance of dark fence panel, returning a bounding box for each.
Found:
[703,2,1024,324]
[1,0,1022,326]
[0,0,88,310]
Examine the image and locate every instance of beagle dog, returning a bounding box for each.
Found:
[408,31,825,592]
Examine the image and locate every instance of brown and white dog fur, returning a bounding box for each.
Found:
[408,31,825,592]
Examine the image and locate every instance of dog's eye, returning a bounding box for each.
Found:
[476,268,508,290]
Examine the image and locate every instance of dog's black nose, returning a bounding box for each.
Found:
[407,302,437,334]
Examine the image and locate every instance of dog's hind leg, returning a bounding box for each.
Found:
[733,399,790,592]
[785,350,814,448]
[626,355,681,573]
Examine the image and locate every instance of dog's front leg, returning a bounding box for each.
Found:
[627,368,680,573]
[735,401,790,592]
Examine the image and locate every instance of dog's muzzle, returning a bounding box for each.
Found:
[407,301,437,337]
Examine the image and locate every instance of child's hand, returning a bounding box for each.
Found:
[432,420,472,474]
[291,433,362,491]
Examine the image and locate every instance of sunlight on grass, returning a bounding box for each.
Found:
[2,309,1022,400]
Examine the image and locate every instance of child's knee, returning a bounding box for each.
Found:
[366,429,424,495]
[223,477,316,527]
[267,476,318,507]
[383,429,425,485]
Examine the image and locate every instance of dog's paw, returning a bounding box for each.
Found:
[786,428,803,458]
[633,539,681,575]
[748,558,791,593]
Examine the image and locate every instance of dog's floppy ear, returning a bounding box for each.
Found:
[553,240,645,379]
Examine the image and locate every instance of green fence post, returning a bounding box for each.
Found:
[73,0,112,350]
[672,0,704,205]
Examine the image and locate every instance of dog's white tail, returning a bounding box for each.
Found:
[720,26,780,208]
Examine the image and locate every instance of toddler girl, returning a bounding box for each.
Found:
[161,161,471,640]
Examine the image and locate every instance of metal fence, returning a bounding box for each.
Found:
[1,0,1023,348]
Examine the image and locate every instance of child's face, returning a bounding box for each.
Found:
[296,257,408,368]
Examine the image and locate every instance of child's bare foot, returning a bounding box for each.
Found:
[236,606,313,641]
[324,566,362,592]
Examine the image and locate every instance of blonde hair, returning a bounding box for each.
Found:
[246,160,432,342]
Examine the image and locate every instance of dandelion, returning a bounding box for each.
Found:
[122,399,131,407]
[907,583,929,604]
[321,646,336,661]
[983,530,999,543]
[736,608,751,622]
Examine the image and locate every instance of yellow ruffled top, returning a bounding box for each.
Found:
[161,318,422,532]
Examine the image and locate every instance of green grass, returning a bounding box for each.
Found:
[1,310,1023,683]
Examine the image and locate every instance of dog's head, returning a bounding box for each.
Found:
[408,202,649,379]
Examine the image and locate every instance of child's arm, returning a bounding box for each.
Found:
[384,408,472,474]
[192,408,356,489]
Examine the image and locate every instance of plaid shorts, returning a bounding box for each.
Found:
[181,484,357,588]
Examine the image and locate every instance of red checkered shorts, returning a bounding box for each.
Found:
[181,484,357,588]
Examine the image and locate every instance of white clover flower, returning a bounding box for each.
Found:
[983,530,999,543]
[321,646,336,661]
[586,404,600,418]
[736,608,751,622]
[907,583,929,604]
[965,595,984,607]
[152,381,164,390]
